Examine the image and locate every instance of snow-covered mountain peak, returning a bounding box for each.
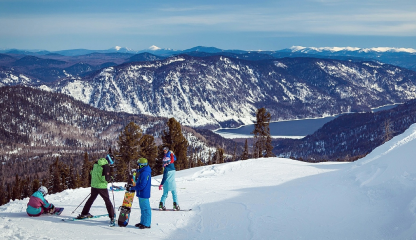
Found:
[149,45,161,51]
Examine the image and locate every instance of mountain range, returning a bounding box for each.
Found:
[2,54,416,128]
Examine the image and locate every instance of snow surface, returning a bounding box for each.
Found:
[3,124,416,239]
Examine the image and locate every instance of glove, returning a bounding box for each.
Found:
[49,204,55,213]
[159,185,163,190]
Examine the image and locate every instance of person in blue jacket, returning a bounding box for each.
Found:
[26,186,55,217]
[159,147,180,211]
[131,158,152,229]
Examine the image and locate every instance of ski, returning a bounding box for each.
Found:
[109,185,125,191]
[61,214,109,222]
[151,208,192,212]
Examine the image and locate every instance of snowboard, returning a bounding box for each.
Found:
[117,170,137,227]
[62,214,109,222]
[51,207,64,215]
[151,208,192,212]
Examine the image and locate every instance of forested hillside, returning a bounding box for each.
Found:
[274,99,416,161]
[0,86,241,187]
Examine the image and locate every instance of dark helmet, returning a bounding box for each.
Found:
[106,154,115,165]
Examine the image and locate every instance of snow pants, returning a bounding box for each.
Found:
[139,197,151,227]
[27,206,51,217]
[160,188,178,205]
[81,187,115,219]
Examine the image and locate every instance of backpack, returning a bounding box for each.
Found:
[168,151,177,161]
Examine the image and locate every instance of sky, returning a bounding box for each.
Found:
[0,0,416,51]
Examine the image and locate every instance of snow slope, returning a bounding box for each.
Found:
[2,124,416,239]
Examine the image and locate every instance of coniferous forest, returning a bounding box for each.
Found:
[0,86,245,206]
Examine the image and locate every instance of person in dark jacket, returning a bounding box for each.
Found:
[159,147,180,211]
[77,154,115,226]
[132,158,152,229]
[26,186,55,217]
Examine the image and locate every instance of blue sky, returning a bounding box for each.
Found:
[0,0,415,51]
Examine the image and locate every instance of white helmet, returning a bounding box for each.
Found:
[38,186,48,196]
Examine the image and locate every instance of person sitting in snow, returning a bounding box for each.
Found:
[159,147,180,211]
[26,186,55,217]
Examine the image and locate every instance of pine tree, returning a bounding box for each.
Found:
[154,146,165,176]
[251,107,272,158]
[49,157,62,194]
[12,174,21,200]
[32,178,40,194]
[241,139,249,160]
[265,135,275,157]
[161,118,189,170]
[7,184,12,204]
[115,121,142,181]
[216,148,225,163]
[139,134,158,171]
[60,161,70,191]
[22,177,31,198]
[383,119,395,143]
[81,152,92,187]
[0,178,4,205]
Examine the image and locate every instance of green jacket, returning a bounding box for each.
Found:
[90,158,109,189]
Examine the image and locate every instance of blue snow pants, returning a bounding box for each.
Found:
[160,188,178,205]
[139,197,151,227]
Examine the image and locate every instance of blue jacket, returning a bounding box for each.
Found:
[133,165,151,198]
[161,163,177,191]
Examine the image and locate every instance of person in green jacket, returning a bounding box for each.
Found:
[77,154,115,226]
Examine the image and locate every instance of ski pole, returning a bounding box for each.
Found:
[111,181,116,212]
[71,193,91,214]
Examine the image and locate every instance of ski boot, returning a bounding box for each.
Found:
[159,202,166,211]
[109,218,116,227]
[173,202,180,211]
[76,213,93,219]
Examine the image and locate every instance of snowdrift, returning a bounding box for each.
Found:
[2,124,416,239]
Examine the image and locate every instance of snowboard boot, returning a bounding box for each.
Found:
[173,202,180,211]
[159,202,166,211]
[135,223,144,228]
[139,225,151,229]
[76,213,93,219]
